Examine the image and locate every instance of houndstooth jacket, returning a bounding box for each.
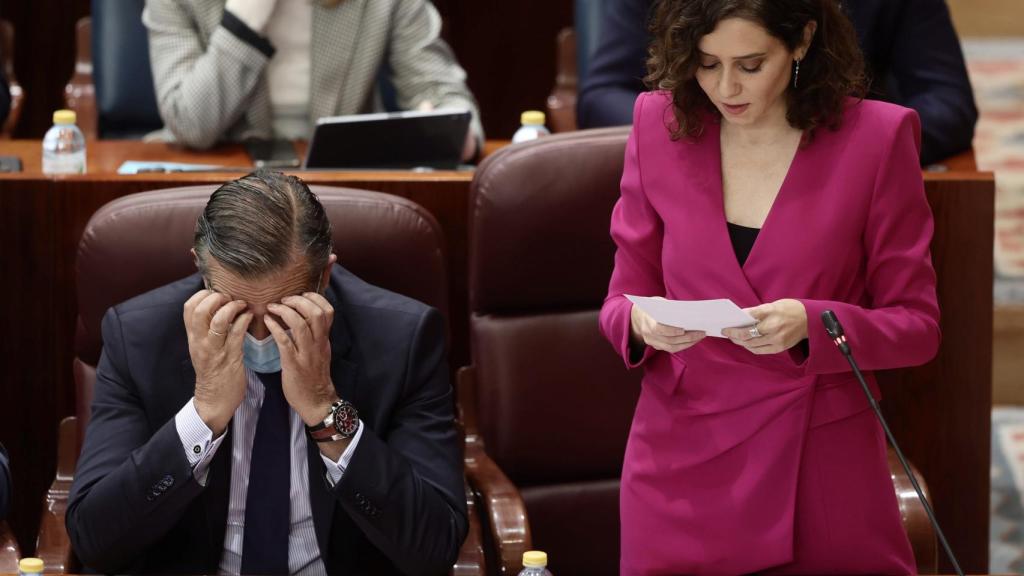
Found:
[143,0,483,149]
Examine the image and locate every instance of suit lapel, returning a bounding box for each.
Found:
[664,120,765,308]
[310,0,368,121]
[307,275,360,564]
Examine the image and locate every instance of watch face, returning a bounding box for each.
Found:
[333,402,359,437]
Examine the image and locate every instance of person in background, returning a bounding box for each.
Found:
[67,171,465,575]
[143,0,483,161]
[579,0,977,164]
[600,0,940,572]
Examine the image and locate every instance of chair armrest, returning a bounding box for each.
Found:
[451,479,486,576]
[546,27,578,133]
[457,367,530,575]
[888,447,938,575]
[35,416,79,574]
[64,17,97,140]
[0,521,20,572]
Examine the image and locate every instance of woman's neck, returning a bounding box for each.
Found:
[721,104,799,148]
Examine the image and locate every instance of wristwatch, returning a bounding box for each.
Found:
[307,399,360,442]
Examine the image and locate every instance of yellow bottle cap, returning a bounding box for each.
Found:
[522,550,548,567]
[53,109,77,125]
[19,558,44,573]
[520,111,546,126]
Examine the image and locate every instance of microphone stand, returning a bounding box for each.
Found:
[821,310,964,576]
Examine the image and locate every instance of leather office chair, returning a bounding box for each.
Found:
[35,185,488,575]
[65,0,162,140]
[464,127,641,576]
[464,127,940,575]
[0,19,25,138]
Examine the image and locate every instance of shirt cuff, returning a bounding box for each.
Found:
[221,9,275,58]
[175,398,227,486]
[320,420,363,487]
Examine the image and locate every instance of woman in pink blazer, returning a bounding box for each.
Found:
[599,1,940,574]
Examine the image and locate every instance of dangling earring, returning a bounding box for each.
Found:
[793,59,801,89]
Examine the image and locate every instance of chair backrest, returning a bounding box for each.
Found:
[74,185,448,431]
[91,0,162,138]
[468,127,638,576]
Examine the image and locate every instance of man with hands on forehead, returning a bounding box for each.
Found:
[67,170,466,576]
[188,250,353,461]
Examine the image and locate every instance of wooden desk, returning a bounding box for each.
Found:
[0,141,994,575]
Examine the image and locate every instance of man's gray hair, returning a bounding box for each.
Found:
[194,170,333,287]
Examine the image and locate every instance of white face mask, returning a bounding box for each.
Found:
[243,332,283,373]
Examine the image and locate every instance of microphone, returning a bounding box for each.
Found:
[820,310,963,576]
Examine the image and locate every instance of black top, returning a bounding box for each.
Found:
[727,222,760,267]
[727,222,811,358]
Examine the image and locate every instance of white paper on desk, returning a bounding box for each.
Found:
[117,161,225,174]
[625,296,756,338]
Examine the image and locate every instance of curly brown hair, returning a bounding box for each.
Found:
[645,0,867,140]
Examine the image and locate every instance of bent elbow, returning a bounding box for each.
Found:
[158,103,221,150]
[166,121,220,150]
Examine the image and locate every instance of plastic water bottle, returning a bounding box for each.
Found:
[517,550,553,576]
[511,111,550,144]
[19,558,44,576]
[42,109,87,175]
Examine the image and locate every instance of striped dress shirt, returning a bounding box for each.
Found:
[175,369,363,576]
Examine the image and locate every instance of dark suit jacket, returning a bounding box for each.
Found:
[577,0,978,165]
[0,442,9,522]
[66,265,467,576]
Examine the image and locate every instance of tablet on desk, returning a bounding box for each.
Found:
[303,108,471,170]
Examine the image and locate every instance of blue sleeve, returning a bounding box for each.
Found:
[887,0,977,164]
[577,0,653,128]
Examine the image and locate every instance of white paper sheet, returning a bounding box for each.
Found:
[625,295,756,338]
[117,161,230,174]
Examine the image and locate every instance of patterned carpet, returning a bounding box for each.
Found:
[964,39,1024,302]
[963,39,1024,573]
[992,408,1024,573]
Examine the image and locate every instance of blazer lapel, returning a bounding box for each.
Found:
[665,119,765,308]
[309,0,368,121]
[307,277,360,563]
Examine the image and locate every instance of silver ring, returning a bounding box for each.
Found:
[748,326,762,339]
[208,328,225,337]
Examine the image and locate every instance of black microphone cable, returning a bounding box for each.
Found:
[821,309,964,576]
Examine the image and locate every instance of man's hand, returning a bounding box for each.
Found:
[266,292,348,459]
[722,299,808,355]
[265,293,339,423]
[184,290,253,436]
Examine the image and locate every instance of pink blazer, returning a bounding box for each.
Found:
[599,91,940,574]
